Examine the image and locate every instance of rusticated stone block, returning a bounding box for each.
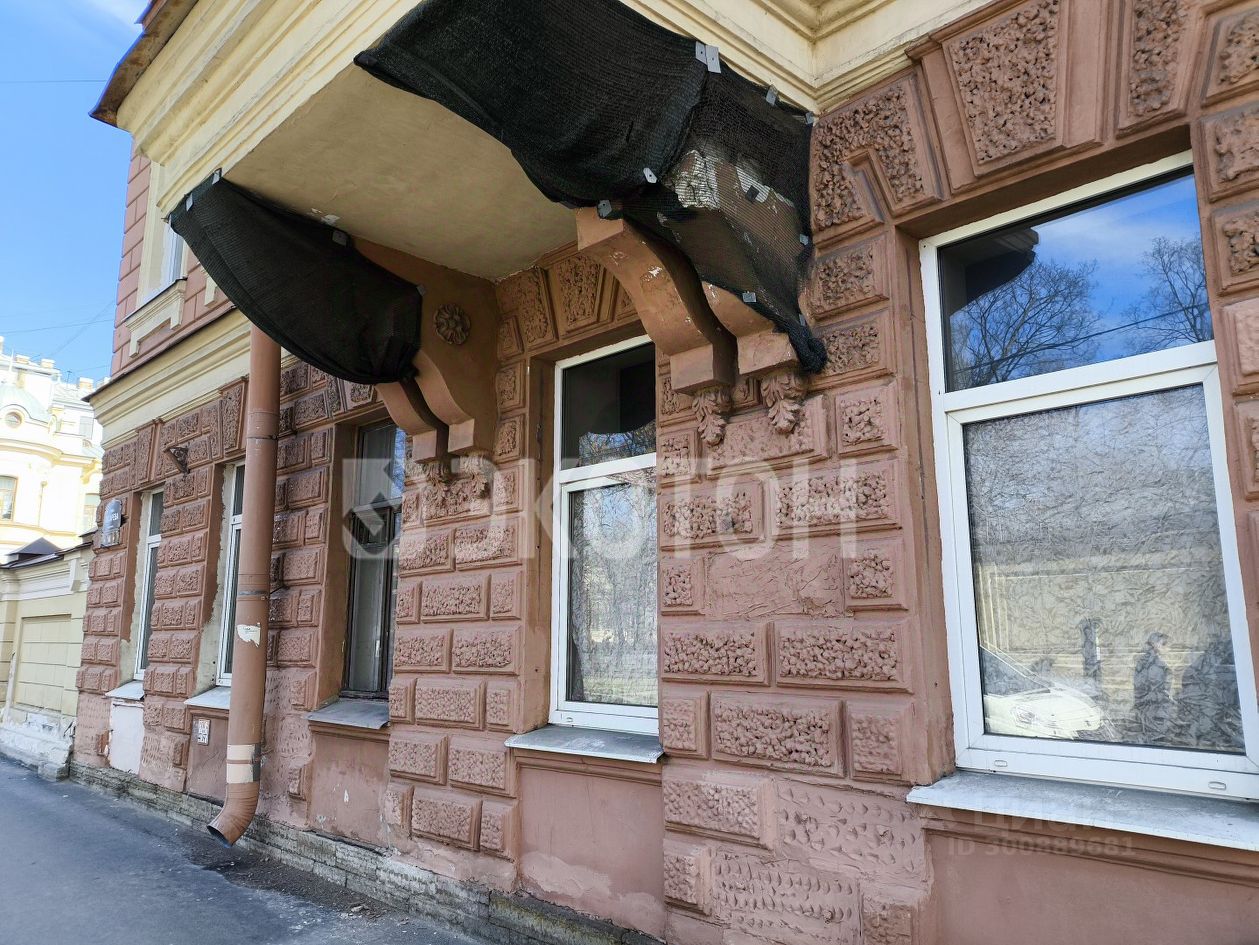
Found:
[660,485,762,549]
[1223,296,1259,387]
[272,511,305,548]
[392,581,420,627]
[710,693,842,774]
[711,852,859,945]
[479,800,517,859]
[289,672,317,712]
[807,236,889,318]
[660,560,703,615]
[388,676,415,722]
[1213,200,1259,293]
[494,415,524,462]
[398,531,452,575]
[945,0,1062,168]
[281,546,321,585]
[663,840,710,913]
[775,621,905,689]
[422,476,492,523]
[489,570,521,619]
[452,626,517,674]
[448,739,513,795]
[421,575,488,622]
[662,770,772,845]
[863,896,917,945]
[659,370,694,423]
[844,539,907,611]
[415,679,484,729]
[411,789,481,849]
[834,380,899,456]
[485,682,516,731]
[660,689,708,758]
[166,631,198,664]
[1203,100,1259,200]
[1205,6,1259,106]
[285,467,326,508]
[492,466,522,513]
[388,733,447,783]
[776,780,926,883]
[394,628,451,672]
[495,363,525,412]
[658,429,699,484]
[661,624,768,684]
[453,522,520,568]
[848,703,909,783]
[275,629,315,666]
[383,782,413,834]
[772,460,897,534]
[705,397,830,472]
[291,391,329,429]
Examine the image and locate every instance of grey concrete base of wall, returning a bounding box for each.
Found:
[69,762,660,945]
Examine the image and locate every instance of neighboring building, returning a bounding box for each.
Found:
[0,538,92,777]
[72,2,1259,944]
[0,339,103,554]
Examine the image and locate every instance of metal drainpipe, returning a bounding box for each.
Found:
[208,327,280,846]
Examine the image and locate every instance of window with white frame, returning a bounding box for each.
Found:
[923,153,1259,799]
[161,222,186,287]
[135,489,164,678]
[217,466,245,686]
[551,338,658,734]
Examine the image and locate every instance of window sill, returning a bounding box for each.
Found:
[306,699,390,731]
[908,771,1259,853]
[105,680,145,702]
[505,724,663,764]
[185,686,232,711]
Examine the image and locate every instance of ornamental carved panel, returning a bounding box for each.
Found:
[1117,0,1198,133]
[945,0,1063,167]
[1204,6,1259,106]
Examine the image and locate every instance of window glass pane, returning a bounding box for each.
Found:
[964,386,1243,753]
[148,492,165,536]
[222,526,242,677]
[566,472,658,707]
[355,424,404,505]
[231,466,245,517]
[138,544,160,672]
[345,507,397,694]
[562,344,656,468]
[940,172,1208,391]
[0,477,16,520]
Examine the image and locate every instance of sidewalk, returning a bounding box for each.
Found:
[0,757,478,945]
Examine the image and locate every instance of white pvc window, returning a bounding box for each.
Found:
[161,223,186,287]
[551,337,659,734]
[134,489,164,679]
[217,465,245,685]
[923,152,1259,799]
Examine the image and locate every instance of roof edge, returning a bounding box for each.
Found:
[92,0,201,127]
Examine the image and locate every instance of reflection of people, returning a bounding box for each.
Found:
[1133,632,1174,744]
[1178,632,1242,750]
[1078,618,1104,700]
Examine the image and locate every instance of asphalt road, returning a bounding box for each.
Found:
[0,757,477,945]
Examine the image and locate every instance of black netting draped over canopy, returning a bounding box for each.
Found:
[355,0,825,372]
[168,175,423,384]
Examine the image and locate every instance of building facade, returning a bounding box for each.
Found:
[0,540,92,777]
[73,1,1259,944]
[0,341,102,554]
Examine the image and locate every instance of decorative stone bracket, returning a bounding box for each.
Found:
[360,242,501,462]
[576,208,738,444]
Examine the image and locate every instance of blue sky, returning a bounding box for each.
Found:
[0,0,145,385]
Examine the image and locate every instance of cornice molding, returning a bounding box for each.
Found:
[93,310,250,442]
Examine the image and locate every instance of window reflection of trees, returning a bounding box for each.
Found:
[946,235,1211,390]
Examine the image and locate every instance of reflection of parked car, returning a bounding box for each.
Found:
[981,647,1104,739]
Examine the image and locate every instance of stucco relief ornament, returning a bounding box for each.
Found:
[759,369,807,434]
[692,384,733,447]
[434,303,471,345]
[422,459,452,485]
[456,453,495,497]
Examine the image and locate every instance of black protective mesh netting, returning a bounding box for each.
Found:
[355,0,824,372]
[168,175,423,384]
